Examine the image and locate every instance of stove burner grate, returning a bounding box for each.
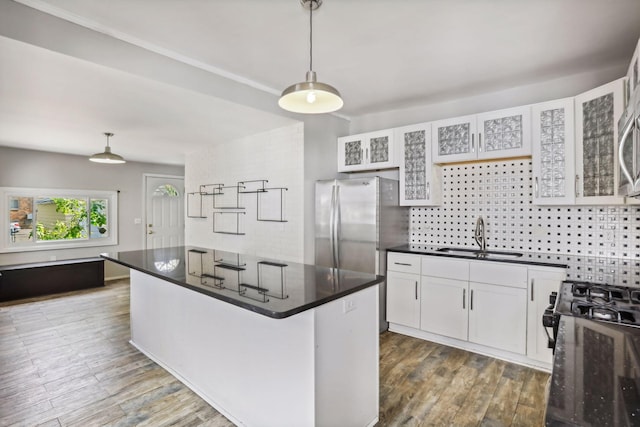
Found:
[570,282,629,303]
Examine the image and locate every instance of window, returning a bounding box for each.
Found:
[2,188,118,253]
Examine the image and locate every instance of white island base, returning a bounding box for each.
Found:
[129,270,380,427]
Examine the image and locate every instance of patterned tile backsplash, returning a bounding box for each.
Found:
[410,159,640,285]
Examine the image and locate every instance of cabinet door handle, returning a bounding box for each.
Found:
[478,133,482,152]
[470,289,474,310]
[462,288,466,309]
[471,134,475,153]
[535,177,539,199]
[531,279,535,301]
[394,262,412,266]
[575,174,580,197]
[415,281,418,300]
[427,182,431,200]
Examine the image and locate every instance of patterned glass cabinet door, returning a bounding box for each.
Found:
[531,98,576,205]
[432,107,531,164]
[396,123,441,206]
[337,129,395,172]
[476,105,532,160]
[431,114,478,163]
[574,78,625,205]
[337,134,365,172]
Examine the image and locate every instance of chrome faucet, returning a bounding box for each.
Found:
[474,216,486,252]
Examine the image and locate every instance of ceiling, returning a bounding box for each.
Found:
[1,0,640,165]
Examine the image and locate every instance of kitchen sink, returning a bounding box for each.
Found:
[435,247,523,259]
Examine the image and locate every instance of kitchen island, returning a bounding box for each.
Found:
[101,246,383,427]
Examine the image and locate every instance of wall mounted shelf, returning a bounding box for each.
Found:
[187,184,223,218]
[188,178,288,237]
[213,186,245,210]
[257,188,288,222]
[238,180,268,194]
[212,211,245,235]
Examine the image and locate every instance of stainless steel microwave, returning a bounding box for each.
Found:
[618,89,640,197]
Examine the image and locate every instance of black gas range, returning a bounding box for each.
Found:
[544,280,640,426]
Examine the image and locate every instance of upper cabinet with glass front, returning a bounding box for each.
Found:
[432,106,531,163]
[395,123,441,206]
[337,129,396,172]
[531,97,576,205]
[574,78,625,205]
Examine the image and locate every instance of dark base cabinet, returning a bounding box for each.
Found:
[0,258,104,302]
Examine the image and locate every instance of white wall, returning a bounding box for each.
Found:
[0,146,184,278]
[186,123,305,262]
[349,61,627,134]
[302,115,350,263]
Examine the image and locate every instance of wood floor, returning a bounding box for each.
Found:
[0,280,549,426]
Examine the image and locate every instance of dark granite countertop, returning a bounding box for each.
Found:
[101,246,384,319]
[388,245,640,287]
[545,316,640,426]
[388,244,570,268]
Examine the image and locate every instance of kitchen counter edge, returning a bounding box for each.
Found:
[101,251,384,320]
[388,245,570,269]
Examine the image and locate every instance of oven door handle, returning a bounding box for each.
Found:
[543,322,555,349]
[542,304,556,350]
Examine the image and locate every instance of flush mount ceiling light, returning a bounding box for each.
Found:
[89,132,126,164]
[279,0,343,114]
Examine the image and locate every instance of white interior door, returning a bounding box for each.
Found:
[145,175,184,249]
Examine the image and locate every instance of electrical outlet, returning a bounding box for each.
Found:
[343,299,356,313]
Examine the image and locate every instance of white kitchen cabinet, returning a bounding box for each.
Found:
[387,251,565,369]
[431,114,478,163]
[531,97,576,205]
[395,122,442,206]
[420,276,468,341]
[468,281,527,355]
[432,106,531,163]
[386,252,421,328]
[420,256,527,354]
[387,271,421,329]
[574,78,626,205]
[527,267,566,364]
[337,129,395,172]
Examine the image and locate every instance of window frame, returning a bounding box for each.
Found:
[1,187,118,253]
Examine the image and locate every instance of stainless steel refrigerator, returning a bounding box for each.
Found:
[315,177,409,331]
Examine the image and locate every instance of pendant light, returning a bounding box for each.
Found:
[279,0,343,114]
[89,132,126,164]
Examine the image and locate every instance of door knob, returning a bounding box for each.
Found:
[148,231,154,235]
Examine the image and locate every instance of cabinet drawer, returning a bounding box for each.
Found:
[422,256,469,281]
[470,262,528,288]
[387,253,421,274]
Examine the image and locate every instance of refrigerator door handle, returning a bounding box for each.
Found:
[330,185,337,268]
[333,185,341,268]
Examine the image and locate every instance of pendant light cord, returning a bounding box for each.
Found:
[309,0,313,72]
